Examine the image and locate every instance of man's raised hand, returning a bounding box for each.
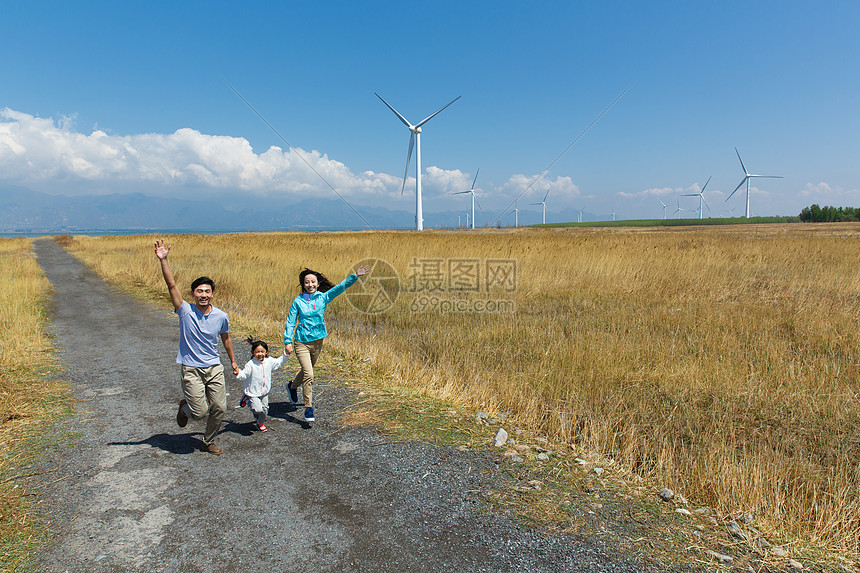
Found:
[155,239,171,260]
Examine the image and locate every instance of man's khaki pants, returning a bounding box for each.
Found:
[180,364,226,444]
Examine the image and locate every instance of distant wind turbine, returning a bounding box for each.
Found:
[375,92,461,230]
[658,199,669,220]
[578,206,585,223]
[682,176,711,220]
[610,208,616,222]
[512,201,519,228]
[531,190,549,224]
[673,198,690,219]
[453,169,480,229]
[726,148,782,219]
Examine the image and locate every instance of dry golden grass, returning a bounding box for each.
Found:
[64,223,860,553]
[0,238,65,570]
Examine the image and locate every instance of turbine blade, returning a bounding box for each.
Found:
[471,168,480,191]
[735,147,748,175]
[375,93,412,128]
[725,177,747,201]
[681,193,699,197]
[474,197,482,210]
[542,189,550,202]
[702,195,710,211]
[701,176,712,193]
[452,190,471,195]
[415,96,462,128]
[750,174,783,179]
[401,133,415,195]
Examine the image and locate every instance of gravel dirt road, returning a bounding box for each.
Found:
[29,238,672,572]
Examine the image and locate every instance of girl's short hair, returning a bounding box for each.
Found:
[246,336,268,354]
[299,268,335,293]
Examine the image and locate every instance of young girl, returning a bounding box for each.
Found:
[284,265,370,422]
[236,337,288,432]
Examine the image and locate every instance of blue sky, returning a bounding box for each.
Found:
[1,1,858,226]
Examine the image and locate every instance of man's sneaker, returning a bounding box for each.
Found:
[256,423,268,432]
[303,407,315,422]
[240,395,248,407]
[204,442,222,455]
[176,399,189,427]
[288,384,299,404]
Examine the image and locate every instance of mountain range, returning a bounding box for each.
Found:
[0,184,589,233]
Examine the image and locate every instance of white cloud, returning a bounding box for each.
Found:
[501,173,580,205]
[422,166,473,197]
[797,181,860,205]
[618,182,720,200]
[799,181,833,198]
[0,107,403,202]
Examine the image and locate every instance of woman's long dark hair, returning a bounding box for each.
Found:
[299,268,335,293]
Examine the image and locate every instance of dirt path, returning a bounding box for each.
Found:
[29,238,664,572]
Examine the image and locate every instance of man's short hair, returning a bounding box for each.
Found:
[191,276,215,292]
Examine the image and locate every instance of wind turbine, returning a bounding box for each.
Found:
[512,201,519,228]
[531,190,549,224]
[578,206,585,223]
[375,93,461,231]
[682,176,711,220]
[610,208,616,222]
[658,199,669,220]
[726,148,782,218]
[453,169,480,229]
[673,198,688,219]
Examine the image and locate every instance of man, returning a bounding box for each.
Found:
[155,239,239,454]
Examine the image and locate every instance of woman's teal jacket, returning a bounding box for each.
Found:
[284,273,358,344]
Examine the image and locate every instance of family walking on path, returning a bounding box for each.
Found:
[155,238,369,453]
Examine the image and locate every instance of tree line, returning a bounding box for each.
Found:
[798,204,860,222]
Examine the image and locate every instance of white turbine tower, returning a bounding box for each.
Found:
[453,169,479,229]
[531,190,549,225]
[610,208,616,222]
[682,176,711,220]
[658,199,669,220]
[375,93,461,231]
[726,148,782,219]
[513,201,519,228]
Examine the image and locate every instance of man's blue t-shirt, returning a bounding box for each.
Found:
[175,301,229,367]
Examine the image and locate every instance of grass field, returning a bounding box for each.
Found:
[0,238,67,571]
[63,223,860,553]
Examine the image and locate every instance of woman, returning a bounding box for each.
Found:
[284,265,370,422]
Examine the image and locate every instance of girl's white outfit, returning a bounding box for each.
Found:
[236,354,288,424]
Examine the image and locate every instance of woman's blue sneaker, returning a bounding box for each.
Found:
[288,384,298,404]
[303,407,315,422]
